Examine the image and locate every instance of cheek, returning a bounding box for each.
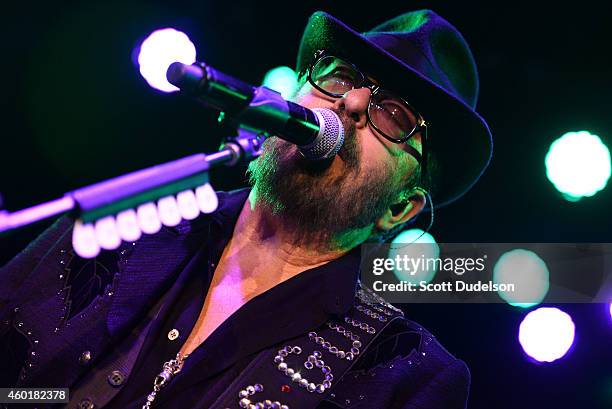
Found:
[350,129,393,179]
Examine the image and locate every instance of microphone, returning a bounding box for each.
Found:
[167,62,344,161]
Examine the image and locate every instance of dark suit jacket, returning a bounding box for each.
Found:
[0,189,470,408]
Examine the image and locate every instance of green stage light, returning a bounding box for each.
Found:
[493,249,550,308]
[545,131,611,201]
[390,229,439,285]
[262,66,298,99]
[392,228,437,245]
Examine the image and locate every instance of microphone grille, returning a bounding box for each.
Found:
[299,108,345,160]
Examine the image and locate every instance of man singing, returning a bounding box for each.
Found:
[1,9,492,409]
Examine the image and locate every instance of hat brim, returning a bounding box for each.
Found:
[296,12,493,208]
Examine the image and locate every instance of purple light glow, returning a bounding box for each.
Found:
[518,307,575,363]
[137,28,196,92]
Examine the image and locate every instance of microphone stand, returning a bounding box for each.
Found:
[0,127,264,234]
[0,60,287,257]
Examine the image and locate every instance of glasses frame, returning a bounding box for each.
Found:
[306,50,428,164]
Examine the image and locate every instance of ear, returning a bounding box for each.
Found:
[375,188,427,232]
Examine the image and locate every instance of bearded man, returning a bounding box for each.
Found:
[1,9,492,409]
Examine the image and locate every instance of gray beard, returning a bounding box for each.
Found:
[247,108,408,249]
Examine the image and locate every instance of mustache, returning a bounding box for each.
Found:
[333,108,358,166]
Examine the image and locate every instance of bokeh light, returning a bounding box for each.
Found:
[262,66,298,99]
[390,229,439,285]
[609,302,612,320]
[518,307,575,363]
[137,28,196,92]
[545,130,611,201]
[493,249,550,308]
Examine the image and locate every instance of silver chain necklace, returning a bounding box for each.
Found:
[142,352,189,408]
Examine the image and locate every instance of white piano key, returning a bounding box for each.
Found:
[72,219,101,259]
[136,202,162,234]
[195,183,218,214]
[157,196,182,227]
[176,190,200,220]
[116,209,142,242]
[95,216,122,250]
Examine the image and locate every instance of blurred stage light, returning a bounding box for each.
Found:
[137,28,196,92]
[262,66,298,99]
[545,130,611,201]
[519,307,575,363]
[390,229,439,285]
[493,249,549,308]
[393,228,437,245]
[609,302,612,320]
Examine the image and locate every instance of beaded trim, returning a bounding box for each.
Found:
[274,346,333,394]
[355,304,390,322]
[238,383,289,409]
[307,328,362,361]
[343,317,376,334]
[356,285,404,316]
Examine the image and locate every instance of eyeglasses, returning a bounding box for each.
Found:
[307,51,428,163]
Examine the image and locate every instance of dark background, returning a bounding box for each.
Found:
[1,1,611,407]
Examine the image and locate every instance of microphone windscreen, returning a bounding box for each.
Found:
[299,108,345,161]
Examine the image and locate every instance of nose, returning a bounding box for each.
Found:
[332,87,371,129]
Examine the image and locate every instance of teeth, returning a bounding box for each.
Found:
[116,209,142,242]
[95,216,122,250]
[157,196,182,227]
[137,202,162,234]
[176,190,200,220]
[72,219,101,259]
[195,183,218,214]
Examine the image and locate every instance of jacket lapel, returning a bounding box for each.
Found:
[106,222,209,340]
[106,189,247,340]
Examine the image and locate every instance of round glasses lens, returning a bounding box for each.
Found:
[311,56,361,96]
[369,91,419,140]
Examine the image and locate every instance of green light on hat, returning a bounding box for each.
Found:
[545,131,611,202]
[390,229,439,285]
[493,249,550,308]
[262,66,298,99]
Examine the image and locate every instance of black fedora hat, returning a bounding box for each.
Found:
[296,10,493,208]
